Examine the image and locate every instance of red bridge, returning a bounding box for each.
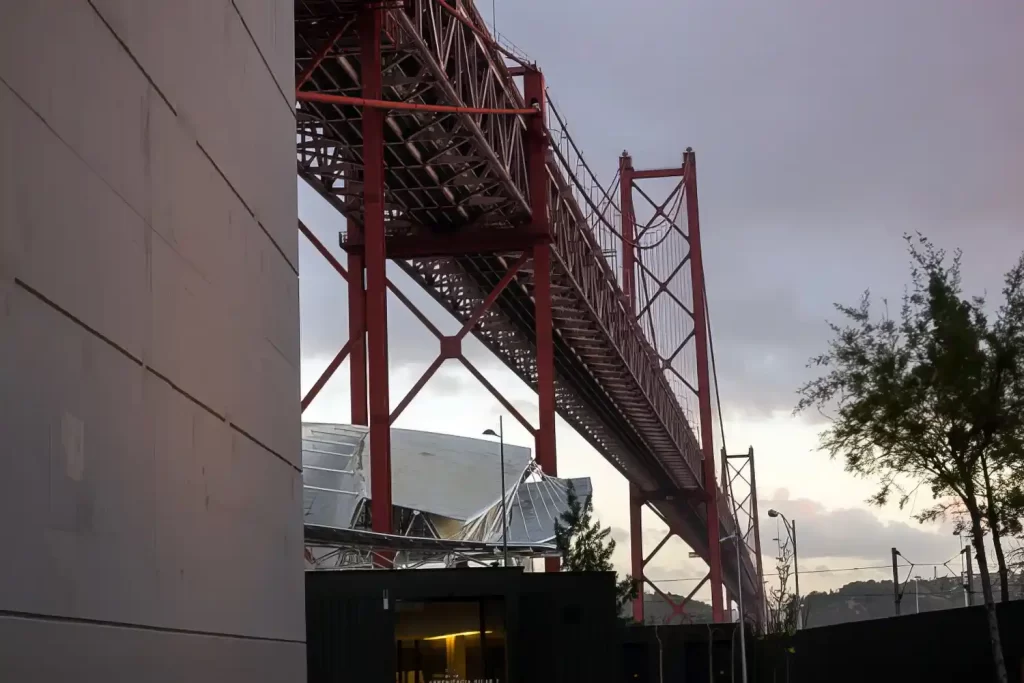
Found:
[294,0,762,624]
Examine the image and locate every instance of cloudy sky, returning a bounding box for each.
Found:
[298,0,1024,601]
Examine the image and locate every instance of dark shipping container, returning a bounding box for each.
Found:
[305,567,620,683]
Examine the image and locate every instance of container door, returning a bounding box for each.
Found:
[307,592,395,682]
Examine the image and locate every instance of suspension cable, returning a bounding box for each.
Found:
[706,289,728,456]
[431,0,534,68]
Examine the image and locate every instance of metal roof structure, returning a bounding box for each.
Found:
[304,525,555,555]
[302,422,592,565]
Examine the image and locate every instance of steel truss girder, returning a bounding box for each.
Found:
[294,0,754,610]
[297,0,703,489]
[296,0,529,238]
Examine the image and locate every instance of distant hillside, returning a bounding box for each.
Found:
[802,575,1023,627]
[641,593,714,624]
[636,575,1022,627]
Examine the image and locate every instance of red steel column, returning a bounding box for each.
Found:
[620,152,644,622]
[619,152,635,304]
[749,447,765,625]
[348,213,368,426]
[533,245,555,477]
[525,68,558,573]
[685,148,724,622]
[629,488,644,622]
[535,242,558,575]
[722,447,737,614]
[361,6,392,539]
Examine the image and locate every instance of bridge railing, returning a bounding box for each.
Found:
[545,96,623,273]
[542,119,705,488]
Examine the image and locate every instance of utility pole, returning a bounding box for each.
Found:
[791,520,800,630]
[964,544,974,607]
[891,547,901,616]
[482,417,509,566]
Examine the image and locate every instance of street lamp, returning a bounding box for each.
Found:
[914,575,922,614]
[483,416,509,566]
[721,532,748,683]
[767,509,800,630]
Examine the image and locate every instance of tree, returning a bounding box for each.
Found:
[796,235,1024,683]
[554,481,638,619]
[765,536,802,635]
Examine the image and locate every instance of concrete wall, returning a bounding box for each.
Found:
[0,1,304,679]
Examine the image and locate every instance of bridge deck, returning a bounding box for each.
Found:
[295,0,757,607]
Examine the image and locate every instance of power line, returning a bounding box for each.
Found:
[809,591,962,598]
[649,562,957,584]
[705,282,727,457]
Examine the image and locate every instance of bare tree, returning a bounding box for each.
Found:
[765,536,800,635]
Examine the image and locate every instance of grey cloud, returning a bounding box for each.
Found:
[421,368,468,397]
[487,398,538,423]
[493,0,1024,418]
[759,489,959,567]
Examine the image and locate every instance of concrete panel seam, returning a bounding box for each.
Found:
[0,75,150,240]
[264,329,294,371]
[85,0,178,117]
[231,422,302,474]
[12,278,302,475]
[196,141,298,275]
[13,277,144,369]
[0,609,306,645]
[229,0,294,115]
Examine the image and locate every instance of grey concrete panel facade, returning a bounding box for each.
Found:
[0,614,305,682]
[0,0,303,679]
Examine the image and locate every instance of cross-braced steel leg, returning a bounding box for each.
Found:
[620,152,647,620]
[685,149,724,621]
[388,254,535,434]
[348,212,368,426]
[625,148,725,622]
[298,220,354,413]
[630,484,645,622]
[360,5,393,551]
[725,446,766,625]
[525,67,558,574]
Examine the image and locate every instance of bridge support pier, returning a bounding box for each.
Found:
[360,5,394,551]
[629,484,645,622]
[294,8,758,597]
[684,149,725,621]
[619,152,646,620]
[348,209,367,426]
[618,149,726,623]
[524,66,559,574]
[724,447,766,625]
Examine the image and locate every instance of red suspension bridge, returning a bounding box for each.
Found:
[294,0,763,624]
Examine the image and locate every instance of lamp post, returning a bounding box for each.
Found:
[722,532,748,683]
[767,509,800,630]
[483,416,509,566]
[955,529,973,607]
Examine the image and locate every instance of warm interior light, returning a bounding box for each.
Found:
[421,630,493,641]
